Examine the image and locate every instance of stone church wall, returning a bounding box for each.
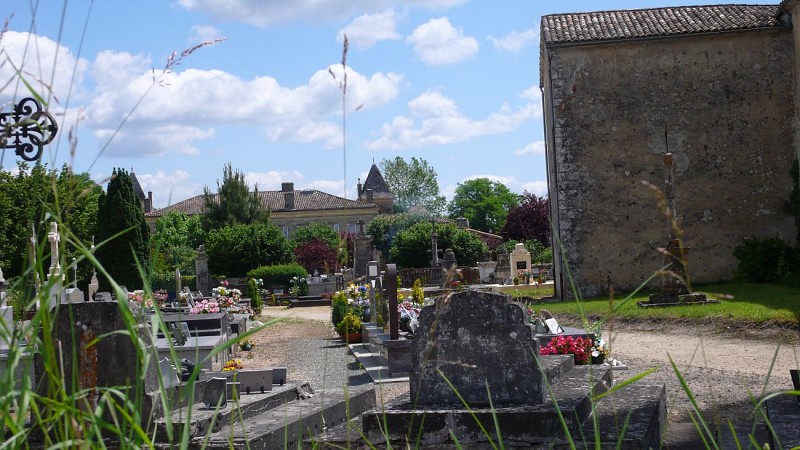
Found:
[543,29,795,298]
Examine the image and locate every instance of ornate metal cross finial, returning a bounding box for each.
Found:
[1,97,59,162]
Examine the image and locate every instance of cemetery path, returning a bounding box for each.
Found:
[251,306,799,447]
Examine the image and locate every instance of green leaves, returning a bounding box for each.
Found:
[380,156,446,214]
[448,178,520,234]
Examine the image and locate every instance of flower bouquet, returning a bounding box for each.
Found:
[154,289,169,306]
[190,299,220,314]
[239,339,255,351]
[127,290,153,308]
[539,335,593,365]
[222,359,244,372]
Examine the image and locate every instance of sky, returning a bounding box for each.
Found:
[0,0,773,209]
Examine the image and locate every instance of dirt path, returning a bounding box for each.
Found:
[251,306,800,447]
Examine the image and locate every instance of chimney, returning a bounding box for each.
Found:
[283,182,295,211]
[366,188,374,204]
[357,178,363,199]
[456,217,469,229]
[144,191,153,213]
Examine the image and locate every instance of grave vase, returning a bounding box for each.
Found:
[342,332,363,344]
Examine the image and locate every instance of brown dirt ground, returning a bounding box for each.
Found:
[241,306,800,448]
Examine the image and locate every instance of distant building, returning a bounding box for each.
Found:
[144,182,379,237]
[357,162,395,214]
[541,3,797,299]
[130,172,153,213]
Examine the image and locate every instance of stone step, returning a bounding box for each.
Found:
[581,380,667,449]
[153,381,313,442]
[355,365,613,447]
[192,385,376,449]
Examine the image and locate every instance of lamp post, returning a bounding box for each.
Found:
[367,260,378,325]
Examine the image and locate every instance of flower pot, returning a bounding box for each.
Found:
[342,332,363,343]
[592,354,606,365]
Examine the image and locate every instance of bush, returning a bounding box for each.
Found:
[247,278,262,315]
[733,236,799,284]
[247,263,308,290]
[336,312,362,335]
[390,222,487,268]
[412,278,425,304]
[206,223,291,277]
[331,291,348,328]
[150,273,197,291]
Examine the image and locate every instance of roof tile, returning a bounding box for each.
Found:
[542,4,783,45]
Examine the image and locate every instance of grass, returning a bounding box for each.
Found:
[534,282,800,325]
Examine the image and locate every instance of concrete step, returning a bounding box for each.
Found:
[193,385,376,449]
[581,380,666,449]
[153,381,313,442]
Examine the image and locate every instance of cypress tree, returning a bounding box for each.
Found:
[96,168,150,291]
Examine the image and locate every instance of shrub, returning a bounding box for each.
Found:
[412,278,425,304]
[733,236,799,283]
[390,222,487,268]
[331,292,348,328]
[150,273,197,291]
[247,263,308,290]
[206,223,291,277]
[247,278,263,315]
[336,312,362,335]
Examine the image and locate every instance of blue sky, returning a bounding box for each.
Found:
[0,0,770,208]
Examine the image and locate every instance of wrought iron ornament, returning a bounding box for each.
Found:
[0,97,59,162]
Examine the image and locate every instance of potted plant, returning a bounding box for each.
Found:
[336,312,362,343]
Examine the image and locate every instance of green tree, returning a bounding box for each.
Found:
[500,192,550,246]
[366,212,432,262]
[201,162,270,231]
[390,222,487,268]
[205,223,291,277]
[0,163,100,284]
[380,156,446,214]
[290,223,340,249]
[448,178,520,233]
[150,211,205,275]
[96,168,150,291]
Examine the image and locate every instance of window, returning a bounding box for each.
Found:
[282,226,289,238]
[332,223,340,232]
[347,222,359,234]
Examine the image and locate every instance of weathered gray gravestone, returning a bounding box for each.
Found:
[411,290,544,406]
[195,245,209,295]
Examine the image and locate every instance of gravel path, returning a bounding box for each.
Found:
[242,305,800,448]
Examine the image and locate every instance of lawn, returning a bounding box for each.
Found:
[520,283,800,326]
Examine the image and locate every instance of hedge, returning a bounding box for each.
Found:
[150,273,197,291]
[247,263,308,290]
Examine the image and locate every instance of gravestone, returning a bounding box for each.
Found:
[477,260,496,283]
[495,245,511,283]
[64,287,84,303]
[441,248,457,274]
[353,235,373,277]
[195,245,209,295]
[509,243,532,279]
[410,290,544,406]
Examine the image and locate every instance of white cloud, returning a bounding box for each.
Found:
[522,180,548,197]
[190,25,223,43]
[0,31,90,107]
[488,29,538,53]
[176,0,466,27]
[339,10,401,50]
[83,55,401,156]
[515,140,545,156]
[244,170,305,191]
[130,169,202,208]
[365,88,540,150]
[406,17,478,65]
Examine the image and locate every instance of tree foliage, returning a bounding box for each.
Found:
[202,162,270,231]
[0,163,101,284]
[205,223,291,277]
[380,156,446,214]
[96,168,150,291]
[447,178,520,233]
[293,238,339,274]
[366,212,432,262]
[500,192,550,246]
[290,223,340,250]
[390,222,487,268]
[150,211,205,275]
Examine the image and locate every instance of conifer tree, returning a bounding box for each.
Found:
[96,168,150,291]
[201,162,269,231]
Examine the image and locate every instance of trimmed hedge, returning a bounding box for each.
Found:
[247,263,308,290]
[150,273,197,291]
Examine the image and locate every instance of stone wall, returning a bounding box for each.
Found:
[542,29,795,298]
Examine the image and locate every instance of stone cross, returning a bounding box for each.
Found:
[47,222,61,280]
[88,237,98,301]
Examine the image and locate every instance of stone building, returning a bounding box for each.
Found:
[357,162,395,214]
[144,182,379,238]
[541,3,798,299]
